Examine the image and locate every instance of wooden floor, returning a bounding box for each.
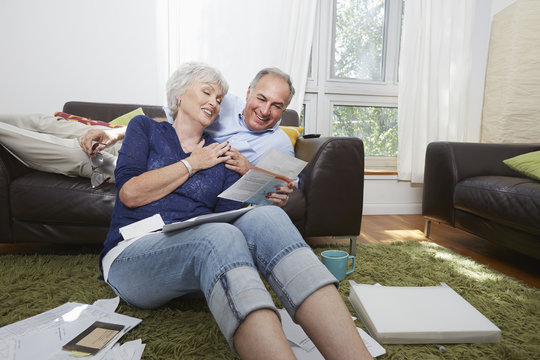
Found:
[308,214,540,289]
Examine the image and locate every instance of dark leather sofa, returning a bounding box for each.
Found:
[0,101,364,253]
[422,141,540,259]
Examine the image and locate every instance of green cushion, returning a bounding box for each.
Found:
[503,150,540,181]
[109,107,145,126]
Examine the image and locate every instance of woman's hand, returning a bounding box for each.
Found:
[186,139,232,174]
[78,127,125,155]
[265,181,297,207]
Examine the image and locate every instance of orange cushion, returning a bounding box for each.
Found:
[54,112,124,128]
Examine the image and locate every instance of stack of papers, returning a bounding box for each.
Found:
[0,297,143,360]
[348,281,501,344]
[278,308,386,358]
[120,207,256,241]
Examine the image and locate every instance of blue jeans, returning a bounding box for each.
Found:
[106,206,337,348]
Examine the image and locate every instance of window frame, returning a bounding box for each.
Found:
[304,0,403,170]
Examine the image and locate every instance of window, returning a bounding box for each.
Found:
[305,0,403,170]
[333,105,397,155]
[333,0,386,81]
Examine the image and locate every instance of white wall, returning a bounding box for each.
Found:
[363,175,424,215]
[0,0,168,115]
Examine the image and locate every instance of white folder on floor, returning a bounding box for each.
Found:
[348,281,501,344]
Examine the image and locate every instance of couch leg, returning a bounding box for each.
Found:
[332,236,357,256]
[424,219,431,238]
[349,236,357,256]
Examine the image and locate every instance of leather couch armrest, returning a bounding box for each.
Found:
[422,142,458,225]
[422,141,540,225]
[295,136,364,237]
[0,146,32,242]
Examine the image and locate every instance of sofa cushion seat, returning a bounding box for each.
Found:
[454,176,540,234]
[10,171,115,225]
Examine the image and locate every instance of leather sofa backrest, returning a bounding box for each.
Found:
[63,101,166,122]
[63,101,300,127]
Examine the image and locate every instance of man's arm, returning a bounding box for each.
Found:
[78,117,169,155]
[78,127,126,155]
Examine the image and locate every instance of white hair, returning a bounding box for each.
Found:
[166,62,229,119]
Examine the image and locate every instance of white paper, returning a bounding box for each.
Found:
[92,297,120,313]
[356,326,387,357]
[278,308,386,358]
[218,148,307,205]
[103,339,145,360]
[277,309,316,352]
[119,214,164,241]
[256,148,307,179]
[0,300,142,360]
[162,206,255,233]
[218,170,285,205]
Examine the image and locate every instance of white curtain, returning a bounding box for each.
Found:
[397,0,492,183]
[168,0,317,113]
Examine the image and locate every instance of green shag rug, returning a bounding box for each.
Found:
[1,241,539,360]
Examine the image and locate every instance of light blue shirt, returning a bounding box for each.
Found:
[164,94,294,165]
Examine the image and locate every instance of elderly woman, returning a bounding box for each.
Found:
[100,62,372,360]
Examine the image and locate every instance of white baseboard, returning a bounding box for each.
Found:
[362,203,422,215]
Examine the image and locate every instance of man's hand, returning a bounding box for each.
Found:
[265,181,297,207]
[224,147,254,175]
[78,127,125,155]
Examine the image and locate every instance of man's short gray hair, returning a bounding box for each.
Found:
[249,68,295,107]
[166,62,229,120]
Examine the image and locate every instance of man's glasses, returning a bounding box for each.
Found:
[90,143,111,189]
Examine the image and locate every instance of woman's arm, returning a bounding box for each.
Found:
[120,138,232,208]
[119,160,190,208]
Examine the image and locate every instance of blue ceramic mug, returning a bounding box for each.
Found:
[321,250,356,281]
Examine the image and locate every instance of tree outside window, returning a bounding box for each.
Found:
[333,105,397,157]
[333,0,385,81]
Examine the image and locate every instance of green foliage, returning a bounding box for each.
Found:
[331,0,398,157]
[334,0,385,80]
[333,105,397,156]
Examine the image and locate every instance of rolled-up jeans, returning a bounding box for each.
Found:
[106,206,337,349]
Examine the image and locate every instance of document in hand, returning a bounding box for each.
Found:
[218,148,307,205]
[348,281,501,344]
